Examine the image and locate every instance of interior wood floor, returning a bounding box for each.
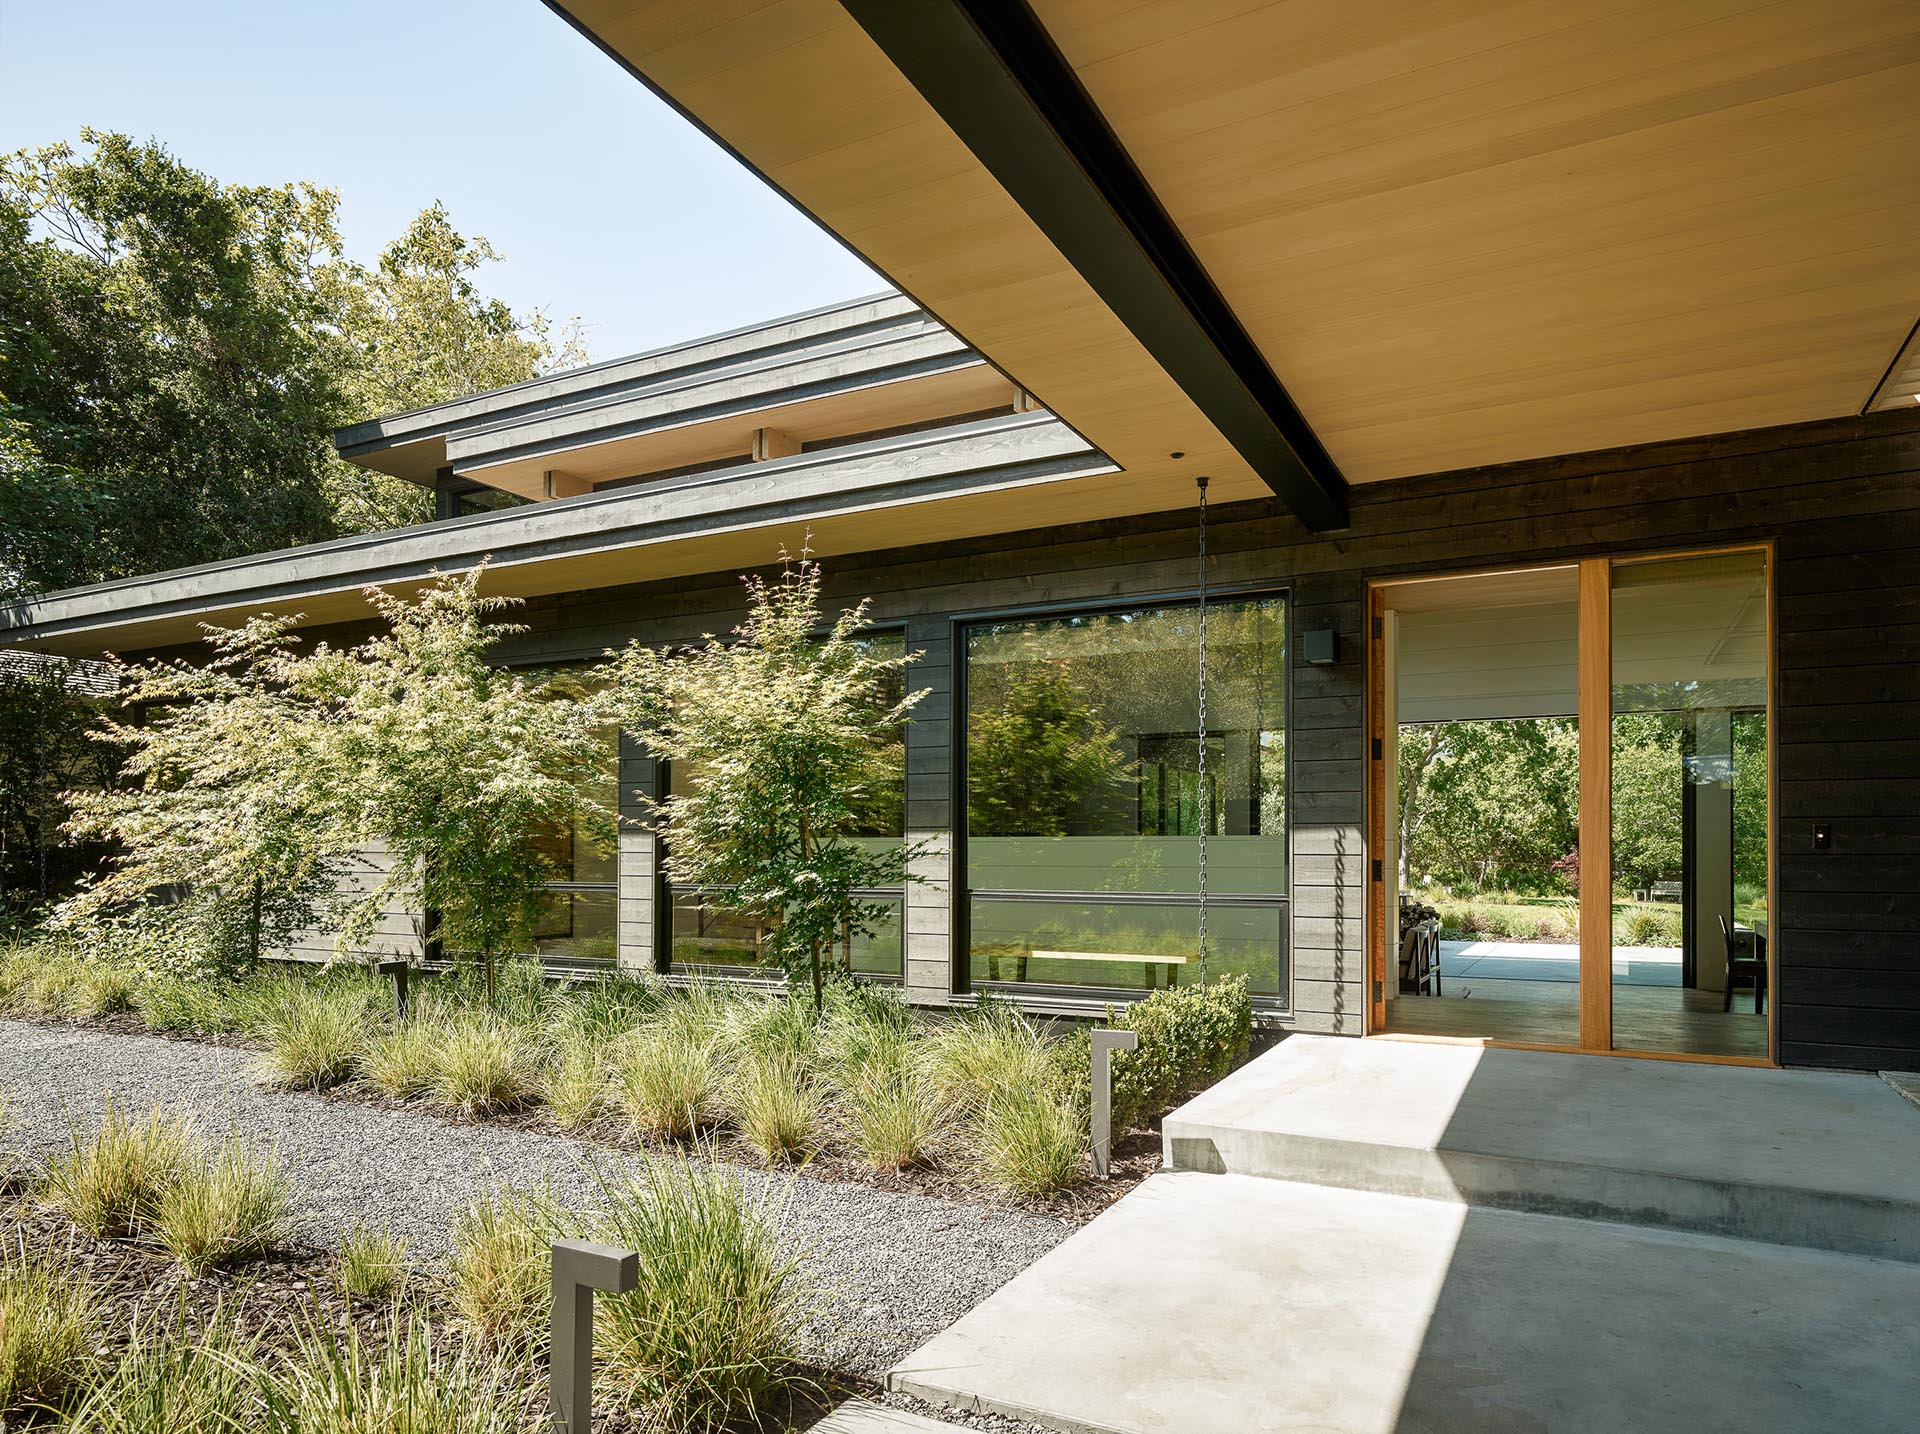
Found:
[1387,979,1769,1059]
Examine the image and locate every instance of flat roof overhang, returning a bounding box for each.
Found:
[548,0,1920,496]
[0,414,1125,657]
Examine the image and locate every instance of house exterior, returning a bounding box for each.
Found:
[4,2,1916,1074]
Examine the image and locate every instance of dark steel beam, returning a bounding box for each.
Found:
[837,0,1349,532]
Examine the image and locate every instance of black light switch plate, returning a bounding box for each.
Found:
[1813,822,1832,851]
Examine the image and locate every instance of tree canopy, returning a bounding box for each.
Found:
[0,130,585,597]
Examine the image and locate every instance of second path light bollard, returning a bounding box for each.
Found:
[1091,1028,1139,1179]
[550,1238,639,1433]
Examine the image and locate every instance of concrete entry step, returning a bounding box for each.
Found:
[1162,1036,1920,1260]
[891,1171,1920,1434]
[811,1398,972,1432]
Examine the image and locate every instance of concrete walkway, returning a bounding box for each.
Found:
[892,1037,1920,1433]
[893,1171,1920,1434]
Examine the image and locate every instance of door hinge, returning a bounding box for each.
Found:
[1371,736,1383,761]
[1371,616,1384,639]
[1373,979,1384,1002]
[1371,858,1383,882]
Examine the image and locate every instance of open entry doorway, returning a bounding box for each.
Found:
[1370,551,1771,1060]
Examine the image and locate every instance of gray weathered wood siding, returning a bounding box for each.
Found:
[279,407,1918,1069]
[279,844,422,964]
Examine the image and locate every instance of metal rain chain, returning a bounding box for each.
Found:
[1195,474,1210,984]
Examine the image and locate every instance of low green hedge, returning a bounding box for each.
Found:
[1104,974,1253,1132]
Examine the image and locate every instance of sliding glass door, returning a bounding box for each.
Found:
[1372,547,1772,1060]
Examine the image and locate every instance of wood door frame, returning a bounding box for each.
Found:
[1364,545,1777,1065]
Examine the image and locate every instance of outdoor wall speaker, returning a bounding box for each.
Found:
[1301,628,1338,665]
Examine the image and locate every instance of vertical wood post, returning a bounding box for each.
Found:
[1578,559,1614,1052]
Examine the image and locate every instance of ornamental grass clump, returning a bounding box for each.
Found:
[727,1052,820,1164]
[430,1018,536,1117]
[40,1100,192,1238]
[970,1083,1085,1197]
[252,1311,525,1434]
[66,1301,259,1434]
[925,999,1057,1110]
[131,976,232,1035]
[838,1052,943,1171]
[0,1241,99,1416]
[257,982,367,1091]
[612,1014,720,1141]
[335,1223,410,1303]
[447,1186,550,1348]
[153,1134,295,1274]
[357,1018,444,1099]
[589,1157,803,1428]
[536,1035,607,1132]
[66,962,137,1019]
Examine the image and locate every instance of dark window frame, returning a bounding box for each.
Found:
[953,584,1293,1009]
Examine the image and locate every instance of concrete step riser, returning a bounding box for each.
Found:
[1165,1128,1920,1262]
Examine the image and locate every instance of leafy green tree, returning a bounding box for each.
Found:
[297,571,615,1001]
[0,130,348,587]
[0,132,592,586]
[53,615,343,973]
[326,203,587,533]
[968,665,1133,837]
[1609,712,1684,891]
[610,554,926,1009]
[0,654,116,915]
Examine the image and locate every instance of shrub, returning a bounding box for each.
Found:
[41,1100,192,1238]
[257,983,366,1091]
[728,1052,820,1164]
[431,1018,536,1117]
[447,1186,550,1347]
[537,1035,607,1132]
[1617,907,1682,947]
[0,1241,98,1415]
[970,1083,1085,1197]
[838,1056,942,1170]
[589,1157,802,1427]
[357,1019,442,1099]
[335,1224,410,1303]
[612,1019,719,1141]
[1106,975,1253,1132]
[154,1134,295,1273]
[252,1311,524,1434]
[552,969,662,1044]
[65,1301,257,1434]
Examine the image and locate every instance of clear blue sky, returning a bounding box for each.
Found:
[0,0,884,363]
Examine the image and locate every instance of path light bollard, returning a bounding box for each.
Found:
[375,958,409,1021]
[550,1238,640,1433]
[1091,1029,1139,1179]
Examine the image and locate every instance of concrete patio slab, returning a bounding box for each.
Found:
[1163,1036,1920,1259]
[891,1171,1920,1434]
[812,1399,966,1432]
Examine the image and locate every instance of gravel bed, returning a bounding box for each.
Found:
[0,1018,1075,1379]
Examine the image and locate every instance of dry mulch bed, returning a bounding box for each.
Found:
[0,1180,861,1432]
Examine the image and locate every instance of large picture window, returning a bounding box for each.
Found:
[665,630,907,979]
[964,596,1289,997]
[529,729,619,965]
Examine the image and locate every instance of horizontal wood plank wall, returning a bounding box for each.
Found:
[470,407,1920,1068]
[903,614,954,1005]
[617,732,658,975]
[279,844,421,964]
[1289,577,1367,1030]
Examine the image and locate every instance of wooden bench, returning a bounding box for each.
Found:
[986,948,1192,989]
[1647,881,1683,904]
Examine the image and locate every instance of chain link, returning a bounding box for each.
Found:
[1196,475,1209,982]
